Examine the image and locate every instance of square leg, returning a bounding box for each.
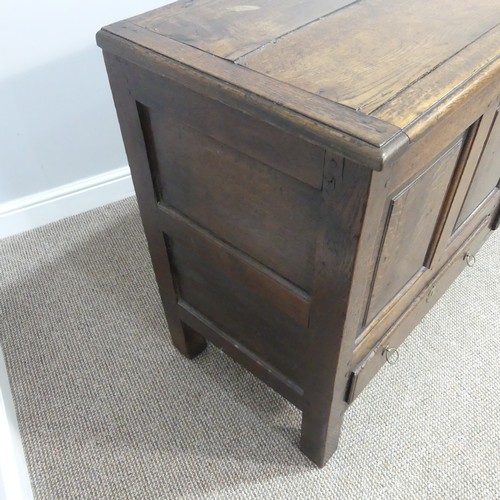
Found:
[171,322,207,360]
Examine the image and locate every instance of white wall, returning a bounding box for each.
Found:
[0,1,173,237]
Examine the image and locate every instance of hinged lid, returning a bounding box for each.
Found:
[97,0,500,169]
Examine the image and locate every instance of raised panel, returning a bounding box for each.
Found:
[455,107,500,229]
[139,105,321,292]
[157,204,311,328]
[131,73,325,189]
[365,137,465,324]
[169,238,306,384]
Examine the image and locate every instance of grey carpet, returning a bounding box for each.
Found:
[1,197,499,500]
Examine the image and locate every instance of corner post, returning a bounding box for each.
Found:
[102,52,207,359]
[300,153,372,466]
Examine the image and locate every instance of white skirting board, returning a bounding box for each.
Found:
[0,167,134,239]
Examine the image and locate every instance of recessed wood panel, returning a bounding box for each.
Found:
[169,239,306,384]
[140,106,321,292]
[456,108,500,229]
[157,204,311,328]
[366,137,465,324]
[132,73,325,189]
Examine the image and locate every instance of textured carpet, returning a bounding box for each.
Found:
[0,197,499,499]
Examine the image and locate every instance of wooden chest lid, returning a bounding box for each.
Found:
[97,0,500,169]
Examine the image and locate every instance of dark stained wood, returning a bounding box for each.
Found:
[366,136,465,323]
[378,67,500,189]
[98,0,500,468]
[351,120,483,353]
[353,92,500,359]
[156,204,312,328]
[456,107,500,228]
[96,24,409,171]
[170,238,307,384]
[353,103,499,363]
[130,65,326,189]
[373,28,500,138]
[423,123,482,269]
[142,107,321,292]
[349,214,496,403]
[177,301,304,409]
[97,0,500,162]
[102,53,207,360]
[354,188,500,368]
[429,102,500,264]
[300,156,372,466]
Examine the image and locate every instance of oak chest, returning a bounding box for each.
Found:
[97,0,500,466]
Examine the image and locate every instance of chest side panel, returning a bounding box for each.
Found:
[142,108,321,293]
[170,238,308,381]
[103,54,330,396]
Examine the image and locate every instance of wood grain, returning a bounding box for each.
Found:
[349,214,496,403]
[366,137,465,323]
[171,239,306,384]
[143,109,321,291]
[130,65,326,189]
[241,0,500,113]
[456,107,500,228]
[373,25,500,136]
[300,156,373,466]
[98,1,500,467]
[103,53,208,359]
[97,24,408,170]
[429,102,500,263]
[354,107,499,363]
[134,0,357,60]
[177,300,304,408]
[157,204,312,328]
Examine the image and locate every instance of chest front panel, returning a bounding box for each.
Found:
[364,134,467,326]
[456,107,500,229]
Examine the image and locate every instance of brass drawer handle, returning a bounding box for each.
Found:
[384,347,399,365]
[464,253,476,267]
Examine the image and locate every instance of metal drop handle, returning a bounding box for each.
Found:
[464,253,476,267]
[384,347,399,365]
